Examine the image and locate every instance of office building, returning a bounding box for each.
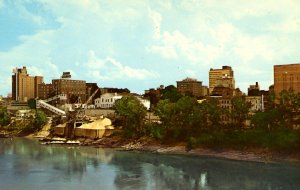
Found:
[177,77,207,97]
[274,63,300,96]
[12,66,43,102]
[38,72,86,103]
[209,66,235,94]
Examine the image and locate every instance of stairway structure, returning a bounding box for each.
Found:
[44,94,67,103]
[36,94,67,116]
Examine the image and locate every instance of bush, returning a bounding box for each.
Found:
[0,107,10,126]
[144,123,165,140]
[21,110,47,134]
[187,128,300,151]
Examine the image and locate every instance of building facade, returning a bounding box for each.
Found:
[38,83,54,100]
[52,78,86,103]
[274,63,300,96]
[12,66,43,102]
[209,66,235,94]
[95,93,123,109]
[245,96,263,114]
[94,93,150,110]
[248,82,260,96]
[38,72,86,103]
[177,77,207,97]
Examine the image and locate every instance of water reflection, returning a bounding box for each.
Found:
[0,138,300,190]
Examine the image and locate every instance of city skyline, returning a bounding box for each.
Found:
[1,0,300,96]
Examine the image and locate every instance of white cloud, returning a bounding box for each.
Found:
[149,9,162,39]
[86,51,159,80]
[0,0,3,9]
[149,30,221,65]
[267,18,300,33]
[185,69,197,78]
[147,45,177,59]
[1,0,300,95]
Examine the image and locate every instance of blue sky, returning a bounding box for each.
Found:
[0,0,300,96]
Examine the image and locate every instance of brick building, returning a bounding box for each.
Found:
[248,82,260,96]
[12,66,43,102]
[177,77,208,97]
[38,83,54,100]
[274,63,300,96]
[38,72,86,103]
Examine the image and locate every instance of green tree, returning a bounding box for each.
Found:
[161,85,182,103]
[278,90,300,127]
[154,99,175,128]
[0,107,10,126]
[230,96,251,127]
[251,109,284,130]
[155,96,206,139]
[21,110,47,134]
[114,96,147,137]
[144,90,160,110]
[200,99,222,127]
[34,110,47,129]
[173,96,203,130]
[27,98,36,109]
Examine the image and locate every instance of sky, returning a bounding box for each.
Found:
[0,0,300,96]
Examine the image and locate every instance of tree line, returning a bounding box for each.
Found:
[115,87,300,150]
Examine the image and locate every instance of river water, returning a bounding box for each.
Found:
[0,138,300,190]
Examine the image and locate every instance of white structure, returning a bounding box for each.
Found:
[245,96,263,114]
[94,93,123,109]
[36,94,67,116]
[94,93,150,110]
[135,96,150,110]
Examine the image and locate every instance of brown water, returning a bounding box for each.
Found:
[0,138,300,190]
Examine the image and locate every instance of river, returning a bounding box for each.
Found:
[0,138,300,190]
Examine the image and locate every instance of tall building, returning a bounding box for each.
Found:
[209,66,235,94]
[38,83,54,100]
[12,66,43,102]
[38,72,86,103]
[274,63,300,96]
[177,77,207,97]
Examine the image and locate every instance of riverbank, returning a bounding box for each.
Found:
[2,125,300,164]
[75,136,300,164]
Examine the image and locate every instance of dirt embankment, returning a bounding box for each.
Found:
[77,136,300,163]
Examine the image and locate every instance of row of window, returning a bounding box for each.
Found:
[95,98,114,104]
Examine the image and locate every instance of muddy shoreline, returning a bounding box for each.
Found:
[3,128,300,164]
[74,136,300,164]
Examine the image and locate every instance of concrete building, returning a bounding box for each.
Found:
[209,66,235,94]
[94,93,150,110]
[12,66,43,102]
[274,63,300,96]
[95,93,123,109]
[245,96,263,114]
[211,86,235,98]
[135,96,151,110]
[177,77,207,97]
